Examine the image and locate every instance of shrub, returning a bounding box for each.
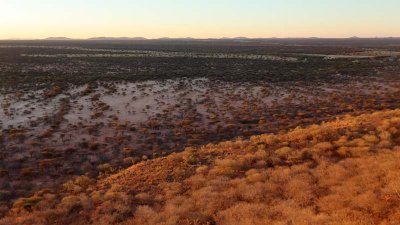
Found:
[63,176,93,194]
[12,196,43,212]
[212,159,242,176]
[313,142,334,153]
[97,163,112,172]
[275,146,291,160]
[43,86,62,98]
[362,134,380,144]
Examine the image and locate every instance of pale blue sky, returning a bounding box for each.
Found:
[1,0,399,39]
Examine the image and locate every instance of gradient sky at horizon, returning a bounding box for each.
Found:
[1,0,400,39]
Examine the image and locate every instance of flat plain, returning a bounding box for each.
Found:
[1,38,400,224]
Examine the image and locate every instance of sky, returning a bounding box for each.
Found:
[0,0,400,39]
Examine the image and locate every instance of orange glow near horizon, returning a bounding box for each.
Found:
[1,0,400,39]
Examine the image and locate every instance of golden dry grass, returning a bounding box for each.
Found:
[2,109,400,225]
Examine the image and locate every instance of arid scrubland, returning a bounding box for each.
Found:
[2,109,400,225]
[1,40,400,224]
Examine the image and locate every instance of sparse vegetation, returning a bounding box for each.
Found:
[1,109,400,224]
[1,39,400,224]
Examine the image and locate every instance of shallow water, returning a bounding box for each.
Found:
[1,77,400,208]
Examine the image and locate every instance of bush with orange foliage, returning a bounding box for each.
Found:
[2,109,400,225]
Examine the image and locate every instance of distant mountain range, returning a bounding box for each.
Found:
[44,37,73,40]
[3,36,400,41]
[41,37,257,41]
[87,37,148,40]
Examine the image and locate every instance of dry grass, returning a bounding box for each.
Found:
[2,109,400,225]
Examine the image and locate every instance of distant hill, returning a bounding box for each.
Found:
[87,37,147,40]
[157,37,196,41]
[44,37,72,40]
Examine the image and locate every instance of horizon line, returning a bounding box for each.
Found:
[2,36,400,41]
